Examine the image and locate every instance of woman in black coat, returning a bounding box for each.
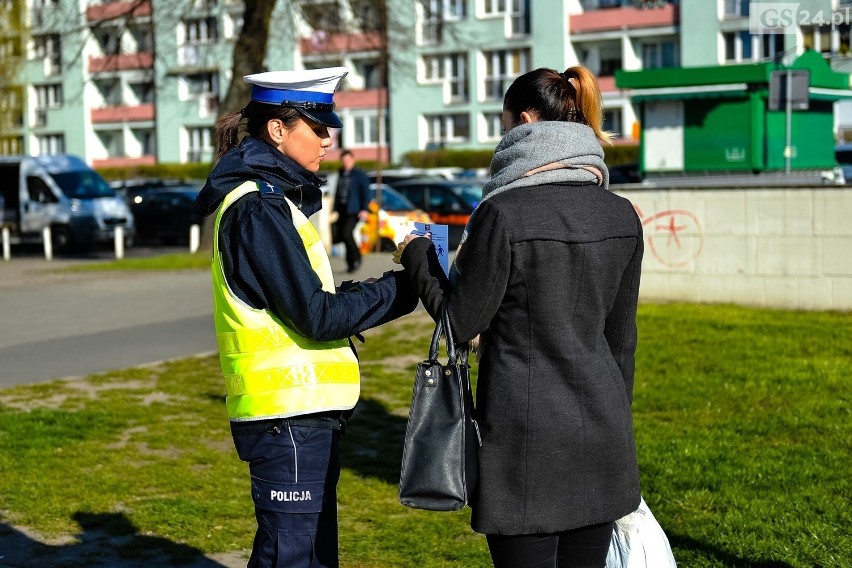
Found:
[395,66,644,568]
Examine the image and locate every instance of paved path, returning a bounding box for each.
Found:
[0,252,400,387]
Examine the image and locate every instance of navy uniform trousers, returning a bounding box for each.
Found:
[231,417,342,568]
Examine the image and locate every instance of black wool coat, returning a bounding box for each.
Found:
[401,181,643,535]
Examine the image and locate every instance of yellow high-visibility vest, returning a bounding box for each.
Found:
[211,181,360,421]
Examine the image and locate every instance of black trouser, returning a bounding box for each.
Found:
[338,213,361,270]
[486,521,614,568]
[231,417,342,568]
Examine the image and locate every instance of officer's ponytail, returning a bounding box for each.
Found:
[214,102,303,161]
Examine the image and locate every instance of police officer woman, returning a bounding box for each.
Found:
[195,67,417,568]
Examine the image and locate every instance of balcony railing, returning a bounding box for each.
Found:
[88,52,154,73]
[572,1,677,33]
[91,103,155,123]
[86,0,152,22]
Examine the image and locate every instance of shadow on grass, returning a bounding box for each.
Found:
[0,512,229,567]
[340,397,409,485]
[669,533,795,568]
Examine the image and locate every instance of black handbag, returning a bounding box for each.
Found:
[398,304,481,511]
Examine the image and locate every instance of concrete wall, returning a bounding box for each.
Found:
[614,186,852,311]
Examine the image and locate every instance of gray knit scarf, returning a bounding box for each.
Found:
[457,121,609,251]
[482,120,609,200]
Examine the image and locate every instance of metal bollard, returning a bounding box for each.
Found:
[2,226,10,261]
[114,226,125,259]
[42,226,53,261]
[189,224,200,254]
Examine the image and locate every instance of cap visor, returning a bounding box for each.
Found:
[296,107,343,129]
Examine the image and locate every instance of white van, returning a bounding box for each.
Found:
[0,154,135,251]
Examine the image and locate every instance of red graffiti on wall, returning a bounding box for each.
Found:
[633,205,704,268]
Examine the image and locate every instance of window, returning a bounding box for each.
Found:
[483,111,503,141]
[93,27,121,55]
[97,130,124,157]
[801,26,832,55]
[603,109,622,137]
[420,53,468,101]
[132,128,155,155]
[761,33,783,60]
[509,0,530,36]
[425,113,470,144]
[448,53,468,102]
[187,127,213,162]
[37,133,64,155]
[95,79,121,106]
[184,73,218,98]
[641,41,678,68]
[131,24,154,53]
[723,30,754,61]
[129,81,155,104]
[34,83,62,109]
[0,136,23,156]
[34,83,62,127]
[351,114,384,146]
[31,34,61,75]
[418,1,450,45]
[724,0,749,18]
[355,60,381,89]
[26,176,58,203]
[482,0,508,15]
[484,48,530,100]
[183,17,218,44]
[422,55,445,82]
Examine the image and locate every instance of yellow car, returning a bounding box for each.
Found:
[359,184,433,253]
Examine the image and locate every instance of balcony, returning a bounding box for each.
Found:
[571,2,677,34]
[597,75,617,92]
[335,88,386,110]
[91,103,155,123]
[88,52,154,73]
[299,32,383,55]
[86,0,152,22]
[93,156,156,168]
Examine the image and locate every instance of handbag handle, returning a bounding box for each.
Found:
[427,301,468,367]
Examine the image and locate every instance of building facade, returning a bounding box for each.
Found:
[4,0,852,165]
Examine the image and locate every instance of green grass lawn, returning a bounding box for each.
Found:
[0,304,849,566]
[64,252,210,272]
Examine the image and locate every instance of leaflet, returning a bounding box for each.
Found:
[412,222,449,276]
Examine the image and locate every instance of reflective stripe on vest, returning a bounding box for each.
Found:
[211,181,360,421]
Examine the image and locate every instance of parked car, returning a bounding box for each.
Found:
[358,184,433,253]
[112,178,203,203]
[0,154,135,252]
[608,162,642,184]
[389,179,484,249]
[835,144,852,184]
[129,186,203,245]
[366,168,450,186]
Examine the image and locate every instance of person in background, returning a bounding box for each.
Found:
[394,66,644,568]
[195,67,417,568]
[332,149,370,273]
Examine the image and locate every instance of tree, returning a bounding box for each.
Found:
[0,0,27,151]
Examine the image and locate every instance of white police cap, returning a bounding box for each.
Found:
[243,67,348,128]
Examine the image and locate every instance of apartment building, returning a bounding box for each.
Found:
[5,0,852,165]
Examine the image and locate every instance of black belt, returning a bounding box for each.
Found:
[231,412,347,436]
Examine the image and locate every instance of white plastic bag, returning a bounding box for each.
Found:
[606,497,677,568]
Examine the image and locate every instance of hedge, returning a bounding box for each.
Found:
[94,145,639,181]
[96,163,213,183]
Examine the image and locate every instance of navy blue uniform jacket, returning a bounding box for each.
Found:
[196,137,418,343]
